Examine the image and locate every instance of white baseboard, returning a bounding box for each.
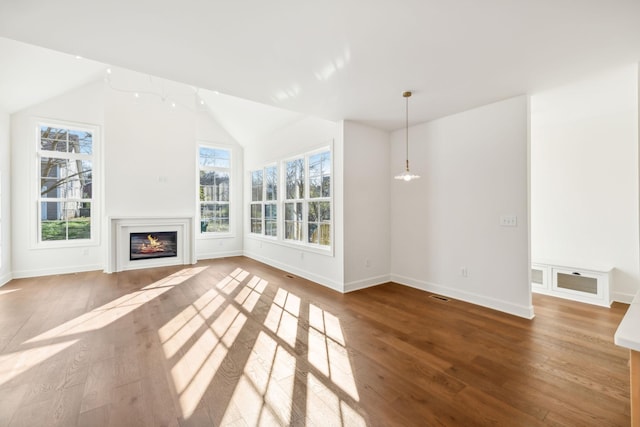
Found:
[344,275,390,292]
[611,291,637,304]
[0,271,12,287]
[534,288,635,306]
[197,250,244,261]
[12,264,104,279]
[390,273,535,319]
[244,251,343,292]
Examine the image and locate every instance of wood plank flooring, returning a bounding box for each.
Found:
[0,257,631,426]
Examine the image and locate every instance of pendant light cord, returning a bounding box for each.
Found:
[394,90,419,181]
[404,91,411,172]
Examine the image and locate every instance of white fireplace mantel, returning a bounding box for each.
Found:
[106,216,196,273]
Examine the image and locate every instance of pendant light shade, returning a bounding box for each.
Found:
[394,91,420,181]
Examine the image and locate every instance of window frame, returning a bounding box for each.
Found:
[248,146,333,255]
[283,156,305,243]
[34,120,100,248]
[197,143,233,238]
[249,164,278,239]
[306,150,332,247]
[264,165,278,238]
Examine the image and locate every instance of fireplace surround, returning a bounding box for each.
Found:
[107,216,195,272]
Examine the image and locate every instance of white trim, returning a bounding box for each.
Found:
[247,234,333,257]
[195,231,234,240]
[244,250,342,292]
[197,143,234,238]
[344,275,391,292]
[390,273,535,319]
[197,250,244,260]
[248,145,334,256]
[611,291,636,304]
[12,264,102,279]
[33,119,102,249]
[614,292,640,351]
[0,272,12,287]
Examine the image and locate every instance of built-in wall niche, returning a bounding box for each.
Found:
[107,217,195,273]
[531,262,611,307]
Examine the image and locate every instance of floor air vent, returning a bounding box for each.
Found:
[284,274,295,279]
[430,295,450,302]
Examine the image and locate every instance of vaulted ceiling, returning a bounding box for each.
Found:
[1,0,639,132]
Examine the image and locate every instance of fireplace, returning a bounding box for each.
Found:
[107,216,195,273]
[130,231,178,261]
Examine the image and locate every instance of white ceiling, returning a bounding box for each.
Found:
[0,0,639,131]
[0,38,106,113]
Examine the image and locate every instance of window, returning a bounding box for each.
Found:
[250,170,263,234]
[199,146,231,234]
[37,123,96,243]
[284,158,304,242]
[307,151,331,245]
[264,166,278,237]
[250,165,278,237]
[250,148,331,250]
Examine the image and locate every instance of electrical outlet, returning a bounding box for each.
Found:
[500,215,517,227]
[365,259,371,268]
[461,267,468,277]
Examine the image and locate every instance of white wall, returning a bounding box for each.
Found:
[9,68,245,277]
[343,121,391,291]
[11,81,104,277]
[390,96,532,318]
[0,111,11,285]
[531,65,640,302]
[104,69,244,262]
[104,71,196,218]
[243,117,344,291]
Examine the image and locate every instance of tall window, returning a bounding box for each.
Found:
[284,150,331,247]
[307,151,331,245]
[38,124,95,243]
[284,158,304,242]
[250,165,278,237]
[250,170,263,234]
[199,146,231,234]
[264,166,278,237]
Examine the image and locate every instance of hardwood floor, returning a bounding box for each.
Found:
[0,257,631,426]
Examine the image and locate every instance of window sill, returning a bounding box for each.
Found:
[33,239,100,250]
[197,232,236,240]
[247,234,334,257]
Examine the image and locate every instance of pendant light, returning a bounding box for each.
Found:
[394,91,420,181]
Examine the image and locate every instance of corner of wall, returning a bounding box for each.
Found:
[390,95,530,318]
[0,110,11,286]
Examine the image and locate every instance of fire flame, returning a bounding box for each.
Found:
[147,234,160,247]
[139,234,165,254]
